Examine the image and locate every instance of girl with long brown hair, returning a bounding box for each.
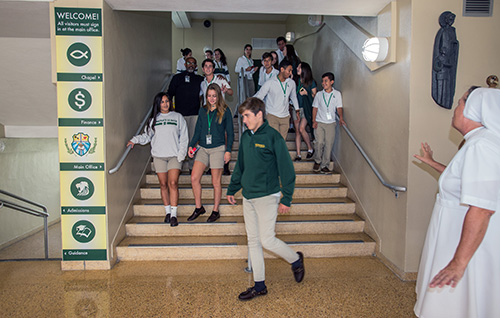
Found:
[187,83,234,223]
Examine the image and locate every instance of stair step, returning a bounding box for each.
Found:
[133,197,356,217]
[146,172,339,185]
[125,214,365,237]
[232,140,308,151]
[151,161,335,173]
[116,233,375,261]
[140,184,347,200]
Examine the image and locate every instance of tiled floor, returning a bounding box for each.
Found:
[0,257,417,317]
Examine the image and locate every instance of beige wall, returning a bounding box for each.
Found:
[406,0,500,271]
[103,4,172,264]
[0,138,60,248]
[172,19,286,110]
[290,0,500,275]
[289,1,412,274]
[0,2,57,137]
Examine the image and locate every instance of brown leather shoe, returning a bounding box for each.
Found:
[207,211,220,223]
[292,252,305,283]
[238,287,268,301]
[170,216,178,227]
[187,206,206,221]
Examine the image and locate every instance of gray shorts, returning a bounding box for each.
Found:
[195,145,225,169]
[291,107,305,121]
[153,156,182,173]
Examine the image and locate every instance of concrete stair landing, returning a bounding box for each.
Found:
[116,128,375,261]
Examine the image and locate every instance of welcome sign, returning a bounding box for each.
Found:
[55,4,107,261]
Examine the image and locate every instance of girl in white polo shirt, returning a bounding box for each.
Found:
[235,44,258,96]
[214,48,231,84]
[176,48,192,74]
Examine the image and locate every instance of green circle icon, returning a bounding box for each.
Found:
[67,42,91,67]
[70,177,95,201]
[68,88,92,112]
[72,220,96,243]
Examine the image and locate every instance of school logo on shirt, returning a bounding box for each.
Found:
[64,132,97,157]
[155,119,178,126]
[255,143,266,148]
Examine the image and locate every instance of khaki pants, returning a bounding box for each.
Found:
[267,114,290,141]
[314,122,336,168]
[243,194,299,282]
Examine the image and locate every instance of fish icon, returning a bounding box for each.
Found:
[69,49,89,60]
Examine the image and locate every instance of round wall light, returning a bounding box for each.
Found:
[362,37,389,62]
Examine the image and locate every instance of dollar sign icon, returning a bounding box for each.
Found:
[75,91,86,109]
[68,88,92,112]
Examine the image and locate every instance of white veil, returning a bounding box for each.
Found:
[464,88,500,137]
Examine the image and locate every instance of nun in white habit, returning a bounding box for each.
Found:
[414,87,500,318]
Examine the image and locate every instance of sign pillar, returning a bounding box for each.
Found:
[54,4,108,268]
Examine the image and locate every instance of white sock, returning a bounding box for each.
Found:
[171,206,178,218]
[164,205,171,215]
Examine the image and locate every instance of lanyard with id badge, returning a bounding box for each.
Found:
[323,92,334,120]
[206,110,215,145]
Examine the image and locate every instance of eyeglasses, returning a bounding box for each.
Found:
[186,62,196,65]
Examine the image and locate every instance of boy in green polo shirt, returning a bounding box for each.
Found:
[227,97,305,301]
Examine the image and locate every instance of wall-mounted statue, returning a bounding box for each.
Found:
[432,11,459,109]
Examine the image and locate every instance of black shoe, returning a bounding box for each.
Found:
[187,206,206,221]
[170,216,178,227]
[306,149,314,159]
[320,167,333,174]
[313,163,321,173]
[164,213,171,223]
[207,211,220,223]
[223,163,231,176]
[238,287,268,301]
[294,156,302,161]
[292,252,305,283]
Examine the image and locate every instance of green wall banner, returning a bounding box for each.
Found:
[55,5,107,262]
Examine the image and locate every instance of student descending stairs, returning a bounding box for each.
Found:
[116,118,375,261]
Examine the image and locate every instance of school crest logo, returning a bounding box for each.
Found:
[64,132,97,157]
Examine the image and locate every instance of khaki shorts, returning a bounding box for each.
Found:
[153,156,182,173]
[195,145,226,169]
[291,107,305,121]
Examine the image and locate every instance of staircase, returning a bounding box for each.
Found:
[116,124,376,261]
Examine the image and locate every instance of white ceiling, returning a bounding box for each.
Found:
[189,12,289,22]
[106,0,391,17]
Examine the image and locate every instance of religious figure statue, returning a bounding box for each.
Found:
[432,11,459,109]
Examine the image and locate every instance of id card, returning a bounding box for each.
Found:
[206,134,212,145]
[326,112,333,120]
[185,75,190,83]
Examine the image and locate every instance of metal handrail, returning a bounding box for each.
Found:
[338,117,407,197]
[108,73,174,174]
[236,68,250,141]
[0,189,49,259]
